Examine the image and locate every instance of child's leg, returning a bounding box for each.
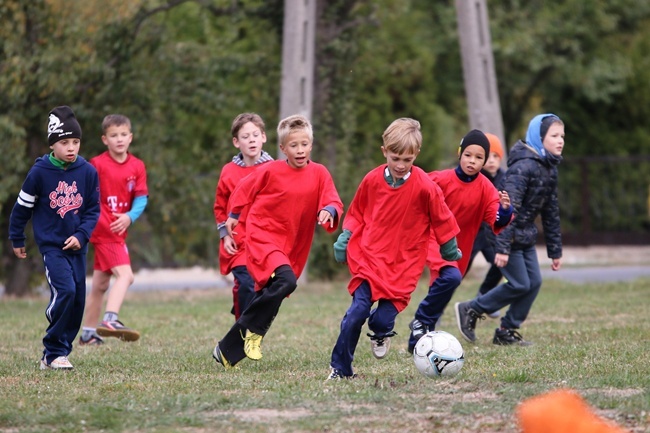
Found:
[408,266,462,350]
[478,264,503,295]
[67,254,88,349]
[104,264,134,314]
[217,265,296,366]
[238,265,296,336]
[230,279,239,317]
[217,322,248,366]
[368,300,399,336]
[478,244,500,295]
[366,300,399,359]
[41,252,79,363]
[330,281,373,376]
[416,266,462,325]
[83,269,111,328]
[231,266,255,320]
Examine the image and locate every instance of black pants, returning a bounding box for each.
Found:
[218,265,297,366]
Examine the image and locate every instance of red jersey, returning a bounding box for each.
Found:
[229,160,343,288]
[214,158,271,275]
[426,169,503,284]
[345,166,460,312]
[90,151,148,244]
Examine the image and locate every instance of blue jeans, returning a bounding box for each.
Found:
[470,245,542,329]
[330,281,398,376]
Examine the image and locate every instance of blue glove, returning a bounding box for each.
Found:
[333,229,352,263]
[440,237,462,261]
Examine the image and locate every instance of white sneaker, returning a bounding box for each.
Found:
[368,331,396,359]
[370,337,391,359]
[40,356,74,370]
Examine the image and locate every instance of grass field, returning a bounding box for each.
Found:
[0,274,648,433]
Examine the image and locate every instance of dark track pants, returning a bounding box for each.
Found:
[42,251,87,364]
[218,265,297,366]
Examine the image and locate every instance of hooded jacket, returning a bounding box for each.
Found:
[495,140,562,258]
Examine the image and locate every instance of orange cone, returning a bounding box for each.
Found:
[517,389,629,433]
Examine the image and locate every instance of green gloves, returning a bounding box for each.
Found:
[440,237,462,261]
[333,229,352,263]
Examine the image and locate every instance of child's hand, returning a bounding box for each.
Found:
[13,247,26,259]
[223,235,238,255]
[110,213,132,236]
[499,190,511,209]
[317,210,334,228]
[225,217,239,239]
[551,258,562,271]
[494,253,509,268]
[63,235,81,251]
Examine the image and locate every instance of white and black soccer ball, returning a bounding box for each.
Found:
[413,330,465,378]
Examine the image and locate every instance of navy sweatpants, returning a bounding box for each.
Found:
[42,250,87,364]
[330,281,398,376]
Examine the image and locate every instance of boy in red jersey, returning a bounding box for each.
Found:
[327,118,461,380]
[407,129,513,353]
[214,113,273,320]
[79,114,148,345]
[212,114,343,369]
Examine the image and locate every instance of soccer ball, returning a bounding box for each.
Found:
[413,330,465,378]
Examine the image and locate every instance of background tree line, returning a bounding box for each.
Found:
[2,0,650,296]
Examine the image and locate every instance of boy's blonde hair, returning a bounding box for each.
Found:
[102,114,131,133]
[277,114,313,145]
[231,112,266,138]
[382,118,422,155]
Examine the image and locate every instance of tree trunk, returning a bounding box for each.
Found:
[4,254,41,297]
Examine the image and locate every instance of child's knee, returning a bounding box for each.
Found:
[274,266,297,297]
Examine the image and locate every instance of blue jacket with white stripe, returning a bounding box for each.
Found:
[9,154,100,255]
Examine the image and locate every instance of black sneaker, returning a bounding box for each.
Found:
[493,328,533,346]
[454,301,485,343]
[212,344,233,369]
[325,367,357,381]
[407,319,430,354]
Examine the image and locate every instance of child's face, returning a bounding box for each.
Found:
[458,144,486,176]
[102,124,133,157]
[280,130,312,169]
[543,123,565,156]
[233,121,266,162]
[381,147,417,180]
[50,138,80,162]
[483,151,501,176]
